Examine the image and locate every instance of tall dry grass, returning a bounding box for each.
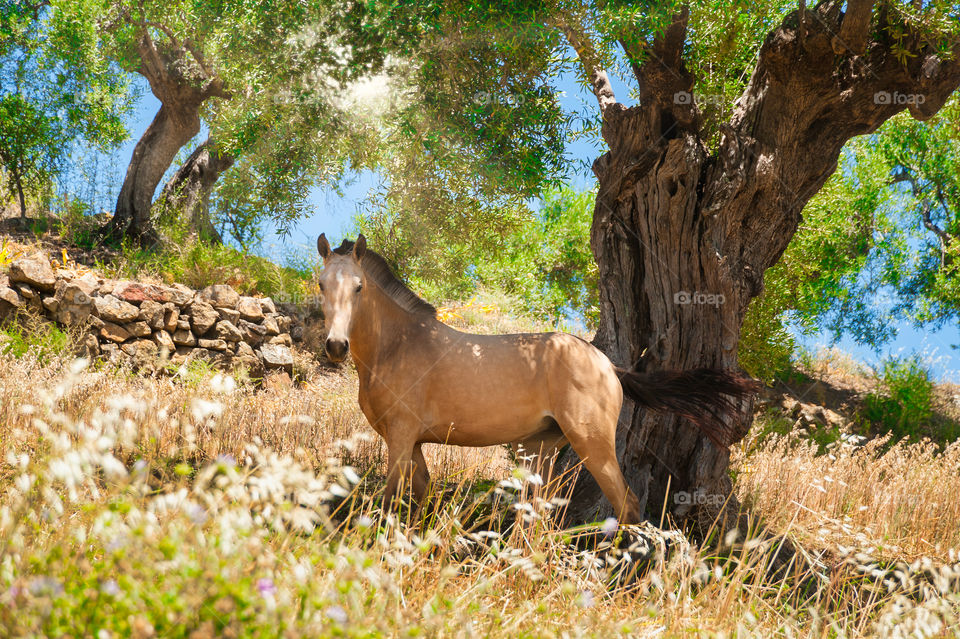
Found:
[0,351,958,637]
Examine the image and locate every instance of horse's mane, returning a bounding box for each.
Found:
[334,240,437,318]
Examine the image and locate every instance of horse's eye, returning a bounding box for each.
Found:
[355,284,363,294]
[317,281,325,292]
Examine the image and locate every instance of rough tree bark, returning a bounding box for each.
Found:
[157,137,234,243]
[101,29,228,244]
[557,1,960,531]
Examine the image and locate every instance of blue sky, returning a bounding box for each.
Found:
[79,74,960,382]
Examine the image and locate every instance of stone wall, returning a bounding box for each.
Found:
[0,253,304,376]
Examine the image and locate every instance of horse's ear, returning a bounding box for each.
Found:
[353,234,367,261]
[317,234,331,260]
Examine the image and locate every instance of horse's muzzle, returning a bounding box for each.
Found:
[325,338,349,362]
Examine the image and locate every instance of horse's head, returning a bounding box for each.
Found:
[316,233,367,362]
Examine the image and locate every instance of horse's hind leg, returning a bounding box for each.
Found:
[564,431,642,523]
[554,406,642,524]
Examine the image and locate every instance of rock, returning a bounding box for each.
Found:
[95,294,140,323]
[9,254,56,291]
[261,315,280,336]
[41,296,58,313]
[259,342,293,370]
[238,319,266,345]
[100,322,131,343]
[236,341,256,358]
[162,303,180,332]
[263,371,292,391]
[199,284,240,310]
[13,283,35,299]
[162,283,194,306]
[177,317,191,331]
[235,354,264,378]
[100,342,124,366]
[217,306,240,324]
[276,315,292,333]
[0,286,22,318]
[138,300,165,329]
[172,329,197,347]
[153,329,175,353]
[198,338,228,351]
[112,281,159,304]
[269,333,292,347]
[86,315,105,330]
[188,300,219,335]
[237,296,264,322]
[259,297,277,315]
[127,321,152,337]
[121,339,159,368]
[55,280,96,325]
[215,320,242,342]
[79,333,100,359]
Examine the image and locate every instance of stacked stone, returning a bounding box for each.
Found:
[0,253,299,375]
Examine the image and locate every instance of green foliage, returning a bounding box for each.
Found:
[358,186,598,326]
[0,315,74,363]
[0,0,131,217]
[861,355,936,441]
[745,95,960,368]
[98,238,308,303]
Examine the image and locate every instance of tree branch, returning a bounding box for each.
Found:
[619,7,693,108]
[698,1,960,310]
[832,0,875,55]
[557,21,617,113]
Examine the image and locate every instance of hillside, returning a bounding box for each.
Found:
[1,227,959,636]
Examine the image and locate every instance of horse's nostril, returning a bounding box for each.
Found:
[325,339,348,359]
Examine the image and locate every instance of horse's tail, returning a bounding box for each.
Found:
[615,367,761,448]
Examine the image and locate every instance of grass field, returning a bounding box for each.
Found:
[0,332,958,638]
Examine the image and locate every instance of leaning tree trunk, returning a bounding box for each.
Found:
[157,137,233,243]
[558,1,960,532]
[101,32,227,244]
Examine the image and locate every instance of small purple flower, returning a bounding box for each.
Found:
[215,454,236,467]
[256,578,277,598]
[101,579,120,596]
[326,605,348,624]
[577,590,595,608]
[601,517,618,539]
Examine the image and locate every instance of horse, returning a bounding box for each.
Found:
[315,233,758,523]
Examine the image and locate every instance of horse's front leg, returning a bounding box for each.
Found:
[382,426,422,513]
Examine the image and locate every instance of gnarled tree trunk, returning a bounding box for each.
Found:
[157,137,233,243]
[101,32,227,244]
[558,1,960,532]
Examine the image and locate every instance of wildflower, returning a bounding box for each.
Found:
[601,517,618,539]
[326,605,348,624]
[357,515,373,530]
[209,373,237,394]
[256,578,277,598]
[577,590,595,608]
[101,579,121,596]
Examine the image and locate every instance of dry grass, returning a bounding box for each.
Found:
[0,348,958,636]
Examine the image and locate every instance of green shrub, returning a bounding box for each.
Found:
[97,239,311,304]
[861,355,935,441]
[0,314,74,363]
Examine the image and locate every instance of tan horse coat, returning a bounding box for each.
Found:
[316,234,757,524]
